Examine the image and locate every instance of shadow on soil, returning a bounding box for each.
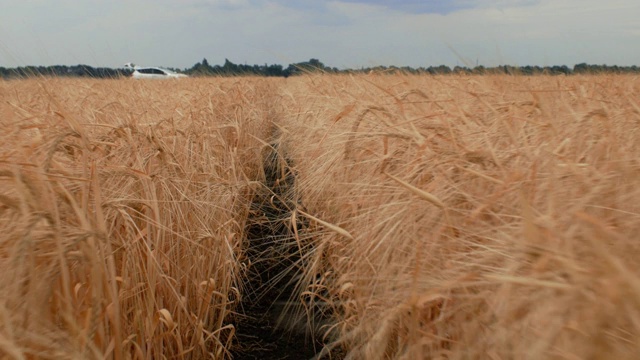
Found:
[231,143,343,360]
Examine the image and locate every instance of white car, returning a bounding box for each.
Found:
[124,63,187,79]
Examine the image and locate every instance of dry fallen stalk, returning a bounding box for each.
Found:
[383,170,445,208]
[297,209,355,240]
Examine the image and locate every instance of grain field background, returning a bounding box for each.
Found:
[1,74,639,359]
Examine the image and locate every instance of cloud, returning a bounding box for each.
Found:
[454,0,539,9]
[333,0,463,14]
[190,0,251,10]
[261,0,540,14]
[0,0,638,69]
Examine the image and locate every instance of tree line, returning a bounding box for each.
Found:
[0,64,126,79]
[1,58,639,79]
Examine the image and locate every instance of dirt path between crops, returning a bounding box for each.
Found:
[230,143,343,360]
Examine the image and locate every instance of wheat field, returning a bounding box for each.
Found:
[1,74,639,359]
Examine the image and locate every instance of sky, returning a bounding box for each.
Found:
[0,0,639,69]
